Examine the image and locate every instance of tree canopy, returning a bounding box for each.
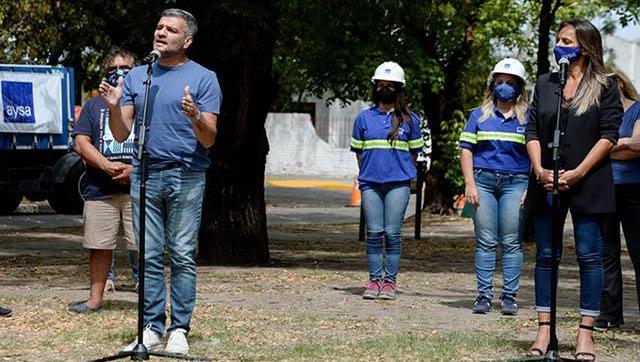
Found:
[273,0,640,208]
[0,0,638,263]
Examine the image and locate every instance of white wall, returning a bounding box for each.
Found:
[265,113,358,179]
[604,34,640,91]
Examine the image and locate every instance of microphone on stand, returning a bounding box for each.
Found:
[140,49,161,65]
[558,57,570,86]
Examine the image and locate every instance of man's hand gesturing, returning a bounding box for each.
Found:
[182,86,201,124]
[98,77,123,108]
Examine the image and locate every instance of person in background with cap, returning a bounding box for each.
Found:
[350,61,424,300]
[459,58,530,315]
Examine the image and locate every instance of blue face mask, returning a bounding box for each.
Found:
[493,83,518,102]
[105,68,129,87]
[553,45,581,64]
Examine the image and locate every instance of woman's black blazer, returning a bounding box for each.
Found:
[525,72,623,214]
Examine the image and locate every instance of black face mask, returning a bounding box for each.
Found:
[375,87,397,104]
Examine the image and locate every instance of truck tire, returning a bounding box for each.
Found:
[0,192,22,215]
[47,160,85,214]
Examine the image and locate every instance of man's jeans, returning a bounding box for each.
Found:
[107,250,139,283]
[362,182,410,283]
[534,193,605,317]
[471,169,527,299]
[131,167,205,335]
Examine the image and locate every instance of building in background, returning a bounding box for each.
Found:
[604,34,640,90]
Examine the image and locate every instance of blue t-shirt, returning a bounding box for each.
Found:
[350,107,424,190]
[72,96,135,200]
[459,107,530,174]
[612,101,640,184]
[121,60,222,172]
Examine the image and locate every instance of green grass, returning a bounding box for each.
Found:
[245,330,521,361]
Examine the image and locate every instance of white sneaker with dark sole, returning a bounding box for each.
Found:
[166,328,189,355]
[121,324,162,353]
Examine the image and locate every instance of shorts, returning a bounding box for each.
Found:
[82,193,137,251]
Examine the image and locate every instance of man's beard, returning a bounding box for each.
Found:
[160,48,182,58]
[155,43,183,59]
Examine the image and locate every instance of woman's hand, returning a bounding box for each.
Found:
[465,183,479,206]
[558,168,584,188]
[543,168,584,191]
[536,168,554,185]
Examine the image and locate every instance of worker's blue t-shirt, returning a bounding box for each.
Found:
[72,96,134,200]
[350,107,424,190]
[121,60,222,172]
[612,101,640,184]
[459,107,530,174]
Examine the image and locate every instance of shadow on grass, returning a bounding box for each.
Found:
[2,221,639,327]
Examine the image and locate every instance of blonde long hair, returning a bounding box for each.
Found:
[478,75,529,125]
[559,20,612,116]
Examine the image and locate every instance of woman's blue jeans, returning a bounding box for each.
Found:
[534,193,605,317]
[362,182,410,283]
[471,169,527,299]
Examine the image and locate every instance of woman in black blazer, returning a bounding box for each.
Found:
[525,19,622,361]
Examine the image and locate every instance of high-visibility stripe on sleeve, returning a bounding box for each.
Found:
[408,138,424,149]
[360,139,409,151]
[459,131,477,144]
[477,131,525,144]
[350,137,364,149]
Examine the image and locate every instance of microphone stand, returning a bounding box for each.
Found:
[541,65,568,362]
[89,62,209,362]
[493,68,575,362]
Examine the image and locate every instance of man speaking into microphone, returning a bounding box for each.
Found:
[98,8,221,355]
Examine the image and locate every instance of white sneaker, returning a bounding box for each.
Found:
[165,328,189,355]
[122,324,162,352]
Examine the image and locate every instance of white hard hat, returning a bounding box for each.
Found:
[371,61,406,85]
[488,58,527,84]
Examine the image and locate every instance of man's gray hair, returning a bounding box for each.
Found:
[161,8,198,37]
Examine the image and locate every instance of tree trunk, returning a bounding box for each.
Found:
[421,86,450,211]
[536,0,563,76]
[422,25,475,212]
[190,1,276,265]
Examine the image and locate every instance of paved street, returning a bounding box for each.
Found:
[0,182,419,230]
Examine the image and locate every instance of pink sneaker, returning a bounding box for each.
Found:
[362,280,382,299]
[379,281,397,300]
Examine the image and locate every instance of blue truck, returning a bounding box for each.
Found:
[0,64,84,214]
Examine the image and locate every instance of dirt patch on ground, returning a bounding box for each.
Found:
[0,214,639,361]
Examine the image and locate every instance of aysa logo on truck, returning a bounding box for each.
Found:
[2,81,35,124]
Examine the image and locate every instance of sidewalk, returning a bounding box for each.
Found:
[265,178,420,226]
